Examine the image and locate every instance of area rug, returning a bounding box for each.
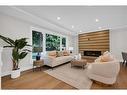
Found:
[44,63,93,89]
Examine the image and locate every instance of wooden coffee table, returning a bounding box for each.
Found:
[70,59,87,69]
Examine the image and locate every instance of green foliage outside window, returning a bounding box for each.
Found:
[46,34,60,51]
[32,31,43,59]
[62,37,66,47]
[32,31,43,53]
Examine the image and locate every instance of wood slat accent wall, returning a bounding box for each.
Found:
[78,30,109,56]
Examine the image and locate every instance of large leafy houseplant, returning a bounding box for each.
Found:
[0,35,31,70]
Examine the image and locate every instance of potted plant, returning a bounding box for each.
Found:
[0,35,31,78]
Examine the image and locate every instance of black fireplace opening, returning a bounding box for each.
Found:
[84,51,101,57]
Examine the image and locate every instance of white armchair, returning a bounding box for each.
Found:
[87,60,120,84]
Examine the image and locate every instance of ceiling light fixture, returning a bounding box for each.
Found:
[80,30,82,32]
[95,19,99,22]
[57,17,61,20]
[71,25,74,28]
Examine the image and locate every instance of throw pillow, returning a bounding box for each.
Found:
[56,51,63,57]
[78,53,82,60]
[48,51,57,57]
[74,54,82,60]
[101,52,114,62]
[103,51,109,55]
[95,56,102,63]
[63,50,70,56]
[74,55,78,60]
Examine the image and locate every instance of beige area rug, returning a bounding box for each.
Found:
[44,63,93,89]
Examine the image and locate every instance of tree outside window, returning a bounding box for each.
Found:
[46,34,60,51]
[62,37,66,50]
[32,30,43,59]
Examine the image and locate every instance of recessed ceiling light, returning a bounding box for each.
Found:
[98,27,102,29]
[95,19,99,22]
[80,30,82,32]
[57,17,61,20]
[71,25,74,28]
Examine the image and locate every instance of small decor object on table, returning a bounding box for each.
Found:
[36,52,41,60]
[33,59,44,71]
[33,47,42,60]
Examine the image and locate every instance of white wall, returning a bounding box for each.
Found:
[110,27,127,61]
[0,14,76,76]
[0,14,33,76]
[68,35,78,54]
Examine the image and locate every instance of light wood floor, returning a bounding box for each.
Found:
[1,64,127,89]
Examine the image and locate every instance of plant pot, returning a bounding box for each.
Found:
[11,69,20,79]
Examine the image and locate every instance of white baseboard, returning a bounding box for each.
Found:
[1,66,33,77]
[1,71,11,77]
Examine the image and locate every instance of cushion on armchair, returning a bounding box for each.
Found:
[101,52,114,62]
[95,51,115,63]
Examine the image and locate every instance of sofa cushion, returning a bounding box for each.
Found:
[63,50,70,56]
[56,51,63,57]
[51,56,73,66]
[48,56,56,59]
[48,51,57,58]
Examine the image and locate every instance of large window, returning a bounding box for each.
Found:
[62,37,66,50]
[32,30,43,59]
[46,34,60,51]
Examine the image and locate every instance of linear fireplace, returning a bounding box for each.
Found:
[84,50,101,57]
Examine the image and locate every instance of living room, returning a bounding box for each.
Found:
[0,6,127,90]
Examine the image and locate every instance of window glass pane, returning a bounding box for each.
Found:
[32,30,43,59]
[62,37,66,50]
[46,34,60,51]
[62,37,66,47]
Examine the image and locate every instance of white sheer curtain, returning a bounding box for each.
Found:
[0,47,3,66]
[110,27,127,61]
[0,47,3,89]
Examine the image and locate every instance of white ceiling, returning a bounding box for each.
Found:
[0,6,127,35]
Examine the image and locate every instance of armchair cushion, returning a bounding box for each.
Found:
[90,61,120,77]
[100,52,114,62]
[87,60,120,84]
[95,51,114,63]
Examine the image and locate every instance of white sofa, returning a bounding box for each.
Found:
[43,55,73,68]
[87,60,120,84]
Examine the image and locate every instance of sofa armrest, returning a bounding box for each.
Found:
[42,56,54,66]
